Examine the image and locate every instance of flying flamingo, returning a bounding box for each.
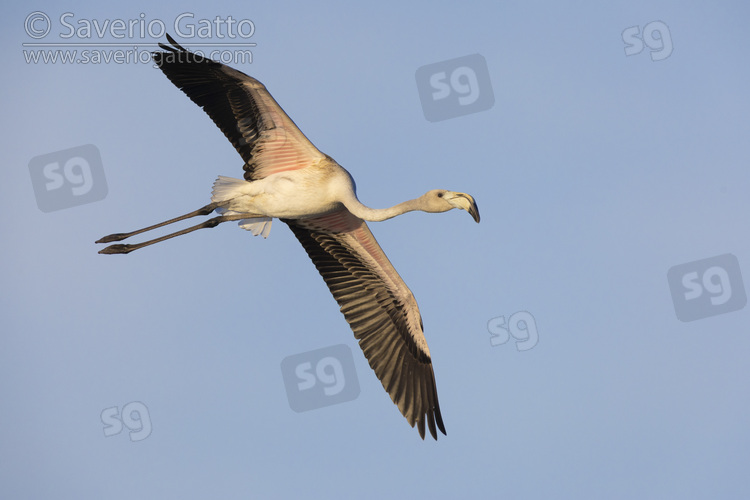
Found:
[97,35,480,439]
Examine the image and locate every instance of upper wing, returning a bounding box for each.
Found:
[284,210,446,440]
[152,34,325,181]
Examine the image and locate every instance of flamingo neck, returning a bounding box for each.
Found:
[344,196,424,222]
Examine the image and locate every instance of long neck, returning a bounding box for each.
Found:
[343,195,424,222]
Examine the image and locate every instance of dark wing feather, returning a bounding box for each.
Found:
[284,210,446,440]
[152,35,324,181]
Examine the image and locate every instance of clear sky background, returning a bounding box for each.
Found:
[2,1,749,498]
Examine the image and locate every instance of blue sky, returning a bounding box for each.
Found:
[2,1,749,498]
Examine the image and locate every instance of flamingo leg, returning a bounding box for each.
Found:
[95,202,228,244]
[97,212,264,255]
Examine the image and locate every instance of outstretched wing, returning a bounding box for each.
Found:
[152,34,325,181]
[284,210,446,440]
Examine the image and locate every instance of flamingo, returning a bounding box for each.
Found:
[97,35,480,440]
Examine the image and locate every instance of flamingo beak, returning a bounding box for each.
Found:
[446,192,480,223]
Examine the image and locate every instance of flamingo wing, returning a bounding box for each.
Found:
[284,210,446,440]
[153,34,325,181]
